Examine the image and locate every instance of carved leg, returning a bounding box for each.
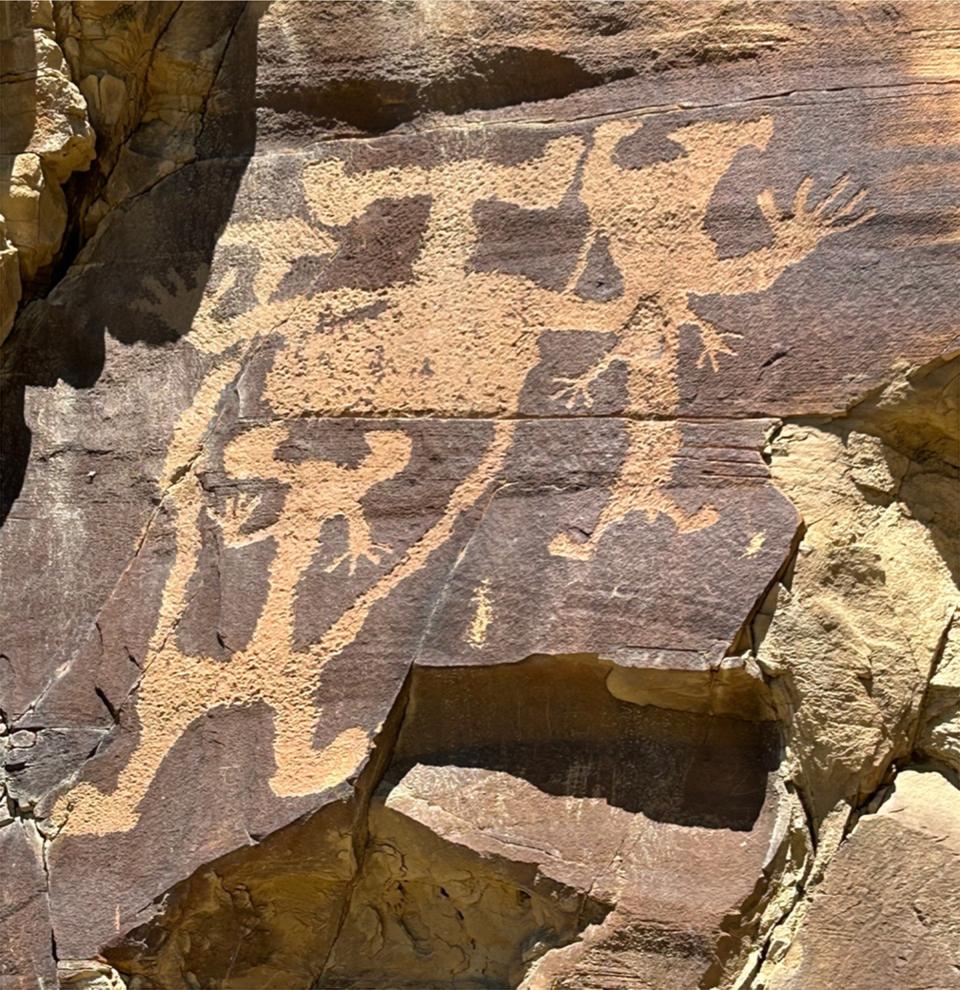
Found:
[55,652,225,834]
[267,692,370,798]
[550,353,619,410]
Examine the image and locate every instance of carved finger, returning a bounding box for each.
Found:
[698,348,727,373]
[828,187,869,223]
[697,339,737,372]
[814,174,852,218]
[792,177,814,217]
[696,322,741,372]
[836,205,877,230]
[549,378,586,406]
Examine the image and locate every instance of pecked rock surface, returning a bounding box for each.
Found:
[0,2,958,988]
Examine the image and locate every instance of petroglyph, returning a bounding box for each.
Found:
[260,116,871,419]
[214,425,412,575]
[10,8,956,987]
[55,111,873,834]
[468,579,494,648]
[265,115,869,556]
[549,421,719,560]
[57,423,515,833]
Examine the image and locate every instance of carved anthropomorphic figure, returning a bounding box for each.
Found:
[56,112,873,835]
[265,115,870,557]
[59,427,413,831]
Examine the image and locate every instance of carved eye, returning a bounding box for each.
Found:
[271,195,432,302]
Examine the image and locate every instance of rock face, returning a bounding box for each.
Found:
[0,0,95,339]
[0,2,957,988]
[764,770,960,990]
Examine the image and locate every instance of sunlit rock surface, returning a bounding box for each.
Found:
[1,2,957,988]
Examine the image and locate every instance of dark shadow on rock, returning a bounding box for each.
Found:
[390,655,780,832]
[259,45,635,137]
[0,0,259,526]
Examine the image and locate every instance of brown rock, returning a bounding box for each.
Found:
[0,819,56,990]
[763,771,960,990]
[349,658,785,989]
[0,2,957,987]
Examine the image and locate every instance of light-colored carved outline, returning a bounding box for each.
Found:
[56,113,874,834]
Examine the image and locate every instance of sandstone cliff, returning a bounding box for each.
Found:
[1,2,958,988]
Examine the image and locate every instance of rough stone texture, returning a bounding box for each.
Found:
[0,0,95,339]
[0,818,58,990]
[0,2,958,988]
[920,614,960,774]
[53,0,248,236]
[762,770,960,990]
[758,411,956,824]
[57,961,126,990]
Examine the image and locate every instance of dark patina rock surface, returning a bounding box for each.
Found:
[1,2,958,988]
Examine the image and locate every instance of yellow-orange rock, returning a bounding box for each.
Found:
[0,0,94,339]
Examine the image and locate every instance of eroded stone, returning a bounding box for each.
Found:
[1,2,958,987]
[763,771,960,990]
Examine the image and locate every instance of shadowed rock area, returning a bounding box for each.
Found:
[1,2,958,988]
[93,656,783,988]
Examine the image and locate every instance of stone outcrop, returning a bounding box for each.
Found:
[53,1,248,236]
[920,619,960,773]
[1,2,958,988]
[0,0,95,339]
[762,770,960,990]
